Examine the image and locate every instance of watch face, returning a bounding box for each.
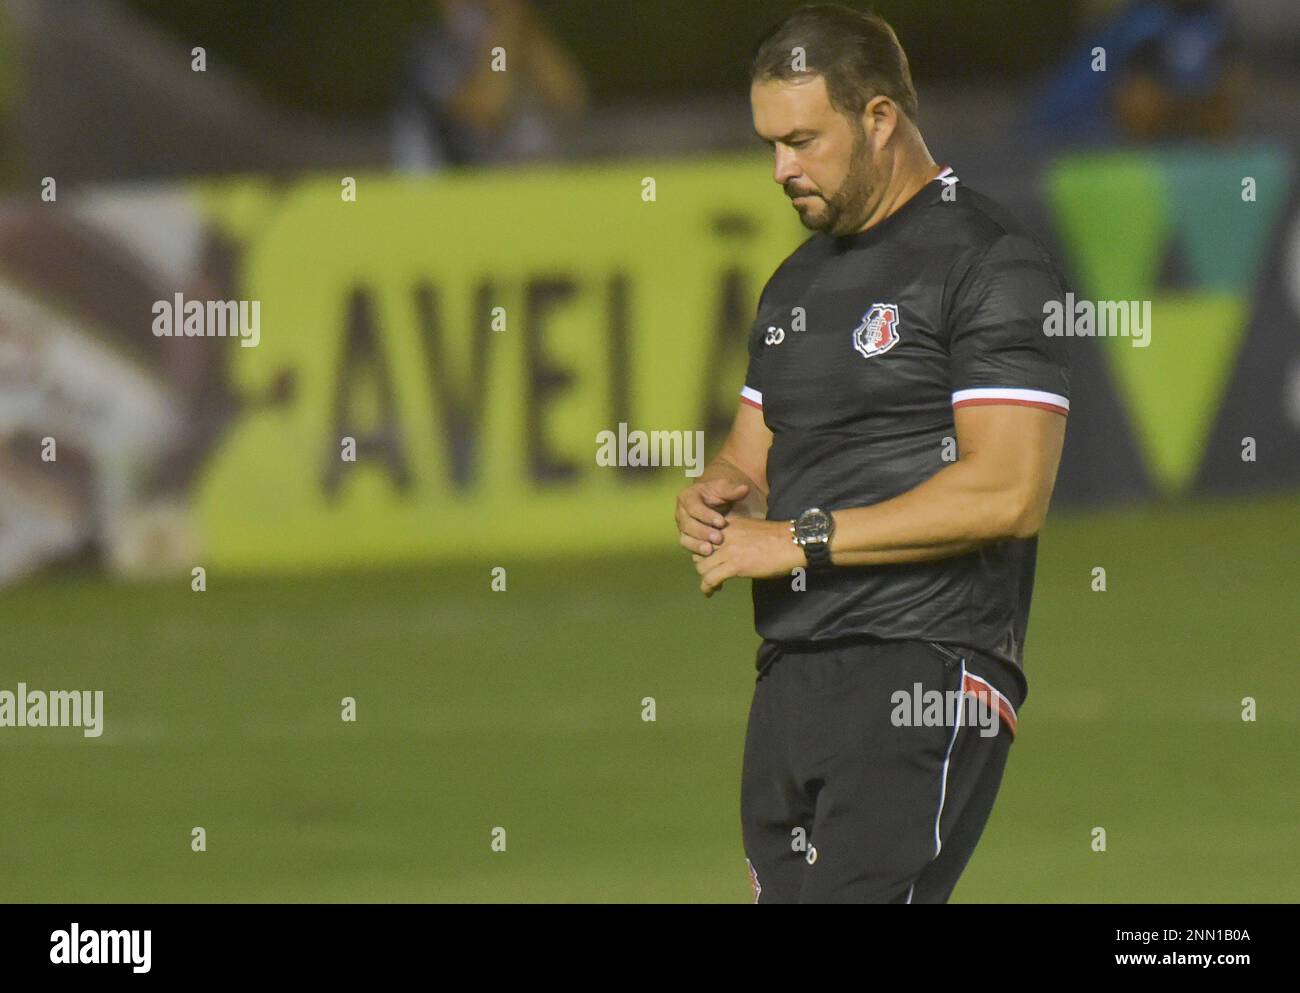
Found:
[795,508,832,544]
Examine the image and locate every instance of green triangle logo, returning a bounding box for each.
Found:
[1101,294,1246,493]
[1045,154,1254,494]
[1046,154,1169,298]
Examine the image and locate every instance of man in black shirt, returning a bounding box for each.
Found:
[675,5,1069,903]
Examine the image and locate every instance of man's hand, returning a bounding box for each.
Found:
[692,516,803,597]
[675,478,751,555]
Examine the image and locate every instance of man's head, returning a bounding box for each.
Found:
[750,5,920,236]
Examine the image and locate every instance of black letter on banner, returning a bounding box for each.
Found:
[700,267,753,444]
[524,277,578,483]
[413,280,493,490]
[323,286,413,498]
[607,271,647,484]
[700,214,757,443]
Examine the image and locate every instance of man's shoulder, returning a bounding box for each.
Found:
[923,182,1049,261]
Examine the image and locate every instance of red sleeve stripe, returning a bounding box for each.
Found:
[952,387,1068,416]
[740,385,763,409]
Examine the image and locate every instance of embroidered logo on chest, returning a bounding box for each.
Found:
[851,303,900,358]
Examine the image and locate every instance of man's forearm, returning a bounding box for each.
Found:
[826,459,1036,567]
[703,454,768,519]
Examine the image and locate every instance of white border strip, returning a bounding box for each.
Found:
[952,387,1069,413]
[932,659,965,858]
[740,385,764,408]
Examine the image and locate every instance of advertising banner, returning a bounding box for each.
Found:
[1,147,1294,578]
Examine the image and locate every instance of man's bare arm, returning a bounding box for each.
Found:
[675,402,772,552]
[718,402,771,486]
[827,404,1066,566]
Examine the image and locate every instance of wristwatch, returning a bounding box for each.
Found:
[791,507,836,571]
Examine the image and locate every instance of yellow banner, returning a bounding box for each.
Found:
[193,155,803,569]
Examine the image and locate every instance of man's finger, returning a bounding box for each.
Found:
[679,495,728,531]
[682,533,715,556]
[700,482,749,508]
[677,516,723,545]
[700,559,734,594]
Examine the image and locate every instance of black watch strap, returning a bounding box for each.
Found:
[802,538,832,571]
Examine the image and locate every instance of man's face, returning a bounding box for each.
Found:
[751,74,877,236]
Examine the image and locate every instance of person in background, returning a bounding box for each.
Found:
[1031,0,1246,146]
[391,0,589,172]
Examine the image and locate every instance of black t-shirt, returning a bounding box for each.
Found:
[741,168,1070,698]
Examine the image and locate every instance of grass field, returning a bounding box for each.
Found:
[1,492,1296,902]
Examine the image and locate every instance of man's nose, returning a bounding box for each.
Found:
[773,146,802,188]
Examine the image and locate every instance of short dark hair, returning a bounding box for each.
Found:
[750,4,919,123]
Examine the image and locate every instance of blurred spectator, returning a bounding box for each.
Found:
[1031,0,1246,146]
[391,0,588,171]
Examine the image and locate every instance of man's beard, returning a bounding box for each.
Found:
[790,129,875,236]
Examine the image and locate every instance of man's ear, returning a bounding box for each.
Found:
[863,95,898,144]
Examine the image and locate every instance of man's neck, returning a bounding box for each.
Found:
[850,147,941,235]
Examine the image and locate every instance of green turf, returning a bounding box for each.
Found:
[1,492,1296,902]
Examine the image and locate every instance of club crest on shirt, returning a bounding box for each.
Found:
[852,302,900,358]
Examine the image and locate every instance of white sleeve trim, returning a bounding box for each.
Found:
[952,387,1069,413]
